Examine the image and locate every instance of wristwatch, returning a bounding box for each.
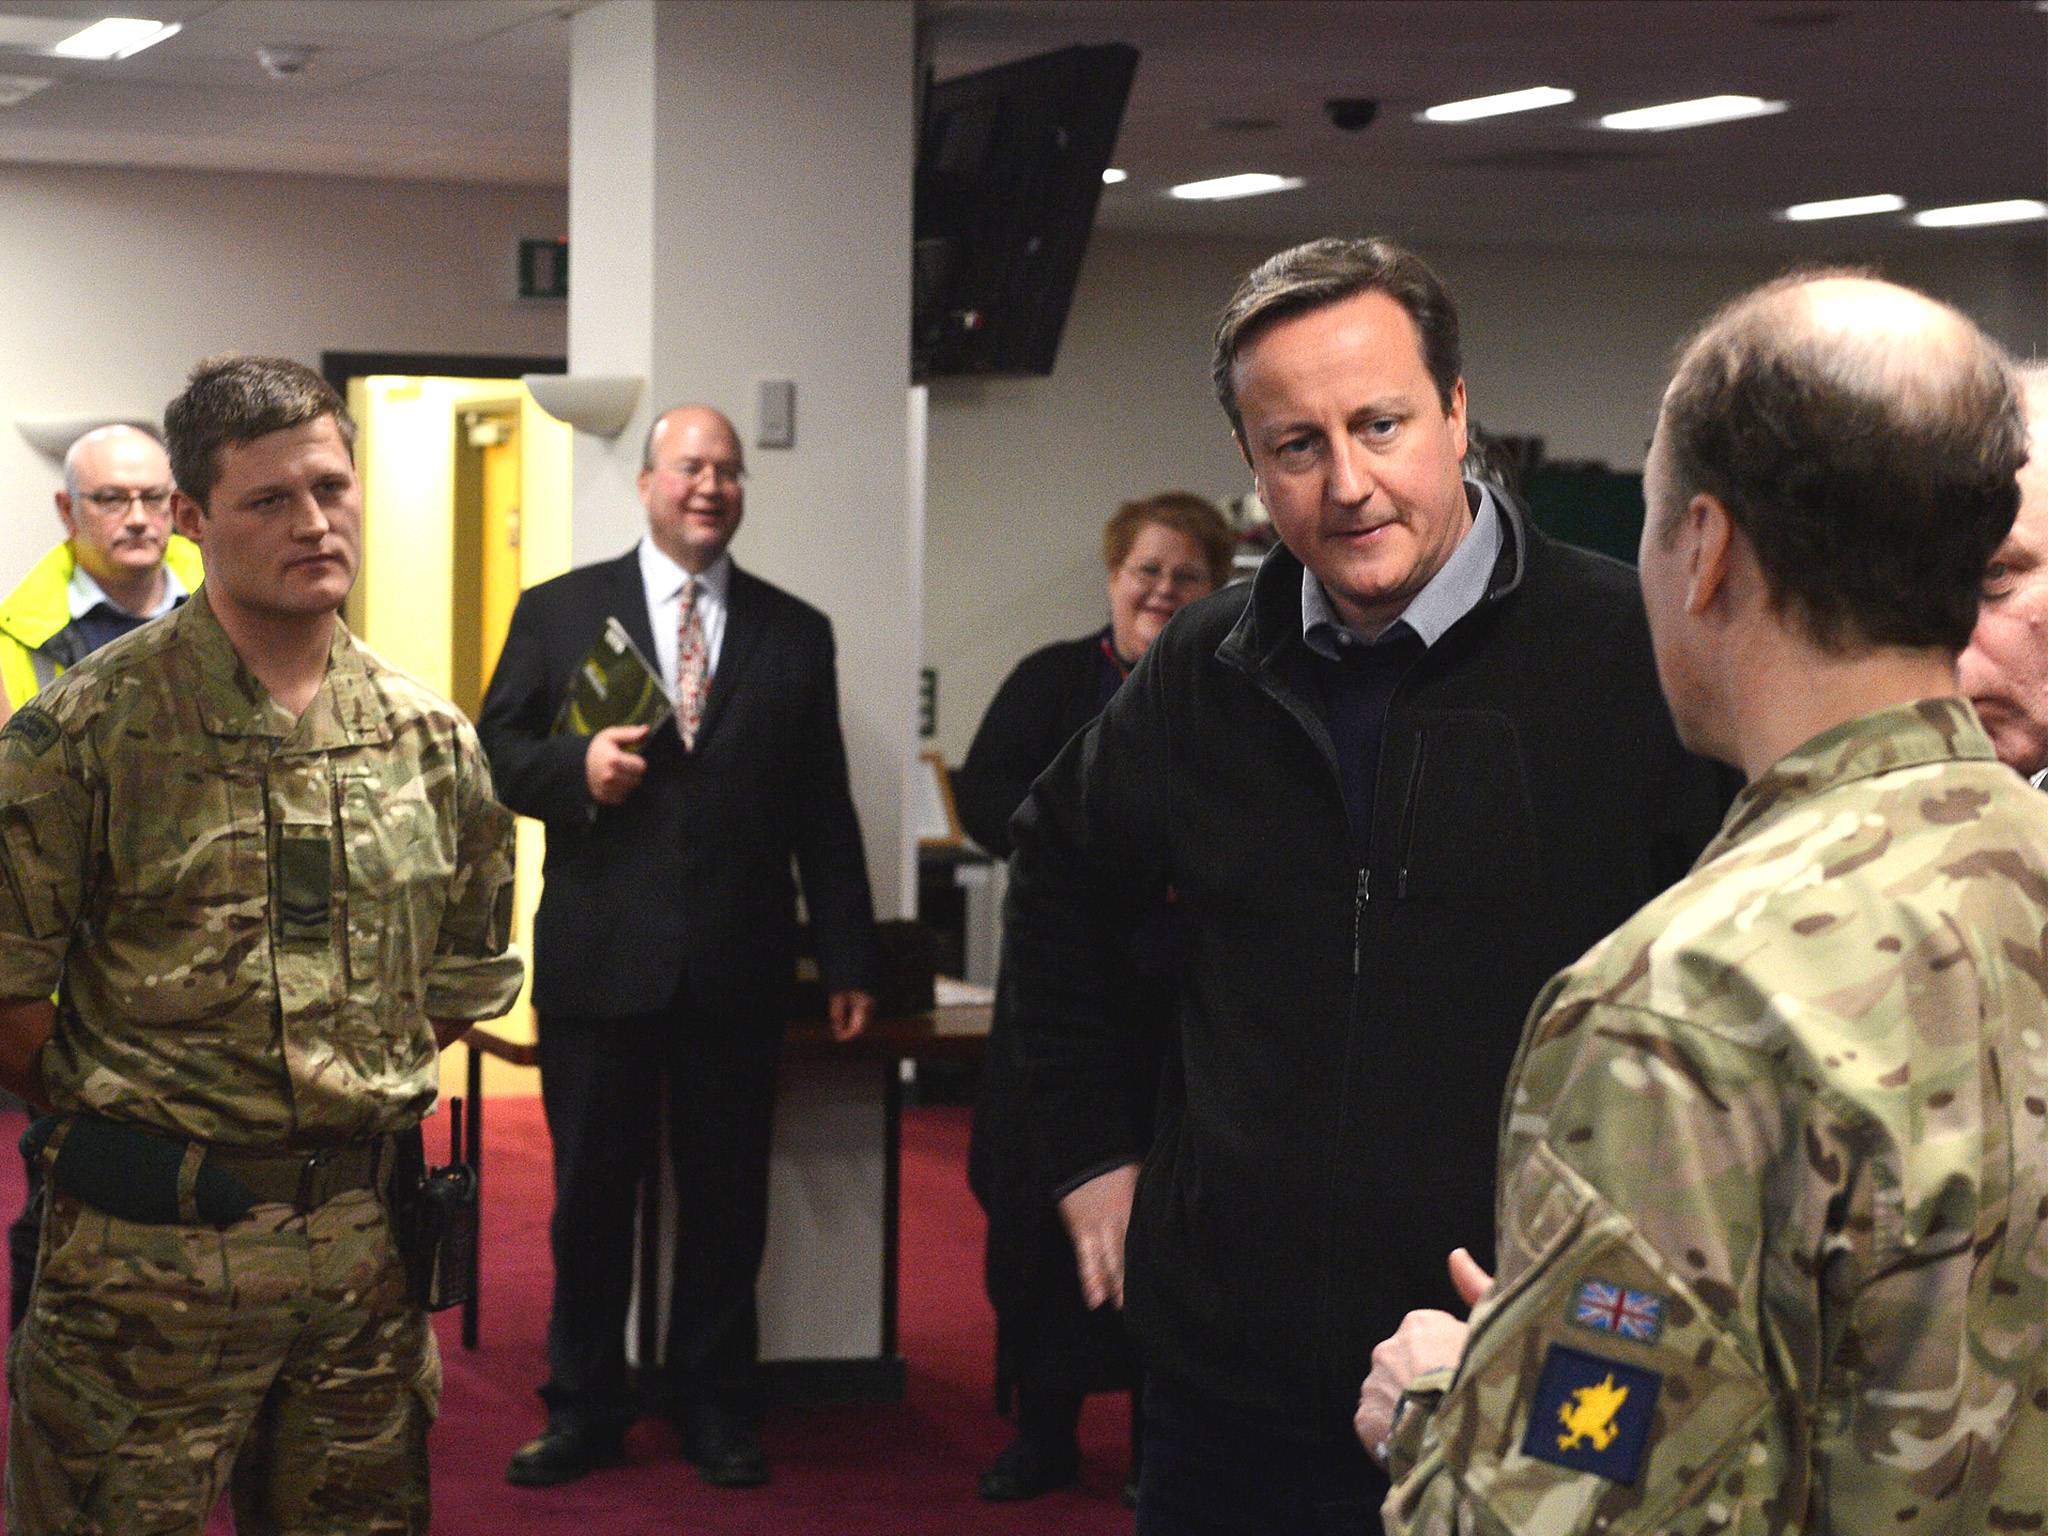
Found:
[1375,1393,1413,1468]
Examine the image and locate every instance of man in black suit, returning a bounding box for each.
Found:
[480,404,878,1490]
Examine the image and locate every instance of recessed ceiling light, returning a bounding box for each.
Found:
[1418,86,1576,123]
[1911,199,2048,228]
[1101,167,1128,185]
[1167,172,1305,202]
[1780,193,1907,222]
[1598,95,1787,132]
[50,17,181,61]
[0,74,52,107]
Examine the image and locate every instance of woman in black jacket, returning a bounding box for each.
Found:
[960,491,1236,1502]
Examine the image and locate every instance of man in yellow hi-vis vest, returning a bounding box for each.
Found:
[1,421,202,1325]
[0,423,203,723]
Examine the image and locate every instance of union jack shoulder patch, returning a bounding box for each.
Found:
[1570,1279,1664,1344]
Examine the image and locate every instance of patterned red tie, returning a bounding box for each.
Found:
[675,578,710,748]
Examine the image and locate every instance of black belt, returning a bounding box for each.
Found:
[24,1114,395,1225]
[205,1139,392,1213]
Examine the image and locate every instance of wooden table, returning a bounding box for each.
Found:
[458,1002,990,1400]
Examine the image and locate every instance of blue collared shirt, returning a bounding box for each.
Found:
[1301,480,1502,659]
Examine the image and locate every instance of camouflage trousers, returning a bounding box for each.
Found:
[5,1185,437,1535]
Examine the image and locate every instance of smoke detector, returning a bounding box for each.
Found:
[256,44,317,79]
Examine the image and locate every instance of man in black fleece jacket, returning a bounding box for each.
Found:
[1000,236,1731,1534]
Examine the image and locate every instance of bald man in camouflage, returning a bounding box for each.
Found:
[1357,273,2047,1533]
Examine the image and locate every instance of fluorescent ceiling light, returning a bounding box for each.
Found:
[1419,86,1576,123]
[1598,95,1787,132]
[0,75,53,107]
[50,17,181,61]
[1911,199,2048,228]
[1167,172,1305,202]
[1101,167,1128,185]
[1780,193,1906,222]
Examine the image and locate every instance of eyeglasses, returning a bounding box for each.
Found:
[78,487,173,513]
[1119,560,1211,592]
[661,458,745,489]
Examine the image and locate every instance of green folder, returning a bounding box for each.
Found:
[552,616,675,738]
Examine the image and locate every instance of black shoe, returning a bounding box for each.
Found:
[506,1424,626,1487]
[680,1404,769,1488]
[978,1433,1080,1502]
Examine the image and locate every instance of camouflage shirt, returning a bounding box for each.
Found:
[0,588,522,1148]
[1385,697,2048,1535]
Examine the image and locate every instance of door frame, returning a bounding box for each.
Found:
[320,350,566,394]
[321,350,567,641]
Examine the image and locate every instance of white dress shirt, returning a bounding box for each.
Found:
[638,540,731,691]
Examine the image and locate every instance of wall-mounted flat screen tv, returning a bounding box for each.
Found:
[914,43,1139,379]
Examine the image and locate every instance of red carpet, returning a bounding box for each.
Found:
[0,1100,1136,1534]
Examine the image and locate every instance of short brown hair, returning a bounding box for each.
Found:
[1102,492,1236,589]
[164,354,356,509]
[1212,236,1462,437]
[1662,270,2027,654]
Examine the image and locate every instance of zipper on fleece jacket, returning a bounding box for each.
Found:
[1228,638,1427,1418]
[1395,730,1428,900]
[1352,868,1369,975]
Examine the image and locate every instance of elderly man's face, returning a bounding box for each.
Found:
[58,427,175,590]
[1232,290,1471,635]
[1961,403,2048,775]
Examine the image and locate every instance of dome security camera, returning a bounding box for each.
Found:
[1323,97,1380,132]
[257,45,317,79]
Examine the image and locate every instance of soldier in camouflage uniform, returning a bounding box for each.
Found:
[0,355,523,1535]
[1357,274,2047,1534]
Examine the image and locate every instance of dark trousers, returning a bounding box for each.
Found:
[1136,1377,1385,1536]
[1011,1380,1145,1475]
[8,1157,41,1328]
[535,983,784,1435]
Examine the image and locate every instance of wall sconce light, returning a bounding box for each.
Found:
[521,375,645,438]
[16,415,161,460]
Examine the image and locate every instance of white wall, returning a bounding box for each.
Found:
[923,234,1268,765]
[921,229,2048,762]
[0,164,567,588]
[1446,238,2048,474]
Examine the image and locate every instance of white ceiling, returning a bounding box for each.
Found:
[0,0,580,183]
[0,0,2040,257]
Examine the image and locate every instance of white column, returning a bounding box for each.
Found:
[569,0,918,919]
[567,0,919,1378]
